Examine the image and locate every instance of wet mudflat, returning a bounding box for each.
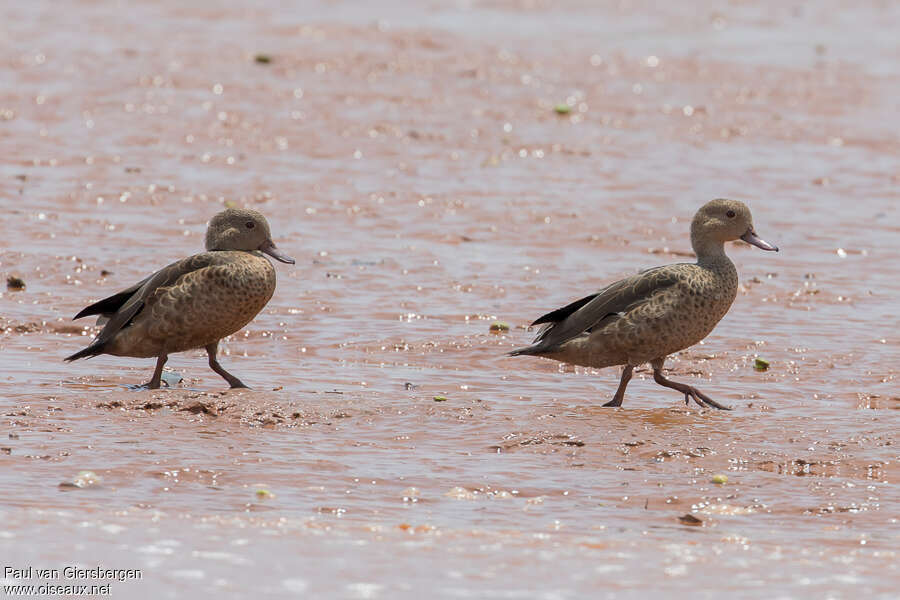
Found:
[1,0,898,597]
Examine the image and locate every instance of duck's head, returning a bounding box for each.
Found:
[205,208,295,264]
[691,199,778,255]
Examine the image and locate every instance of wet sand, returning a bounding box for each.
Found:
[1,0,899,597]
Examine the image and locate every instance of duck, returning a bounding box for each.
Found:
[509,199,778,409]
[66,208,295,389]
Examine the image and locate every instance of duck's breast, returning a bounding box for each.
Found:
[639,263,738,360]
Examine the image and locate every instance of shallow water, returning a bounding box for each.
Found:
[1,0,898,598]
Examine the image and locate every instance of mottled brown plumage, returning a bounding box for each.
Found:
[510,199,778,409]
[66,208,295,389]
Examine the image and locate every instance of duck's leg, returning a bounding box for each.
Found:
[602,365,634,407]
[143,354,168,390]
[205,342,248,389]
[650,359,731,410]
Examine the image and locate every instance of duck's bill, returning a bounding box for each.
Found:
[259,240,296,264]
[740,229,779,252]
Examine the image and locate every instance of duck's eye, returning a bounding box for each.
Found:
[726,210,736,219]
[245,221,255,229]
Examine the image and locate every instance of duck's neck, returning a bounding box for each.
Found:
[692,237,731,268]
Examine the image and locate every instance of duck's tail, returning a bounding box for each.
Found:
[507,344,545,357]
[65,341,105,362]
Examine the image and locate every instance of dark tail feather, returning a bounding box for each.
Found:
[65,342,105,362]
[531,293,598,326]
[73,290,134,320]
[507,344,545,357]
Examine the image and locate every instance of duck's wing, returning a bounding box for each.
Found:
[66,253,223,360]
[516,266,681,354]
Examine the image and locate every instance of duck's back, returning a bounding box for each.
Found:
[107,251,276,357]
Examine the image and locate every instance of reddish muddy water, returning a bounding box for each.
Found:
[1,0,898,598]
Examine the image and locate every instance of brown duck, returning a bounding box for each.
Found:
[509,199,778,410]
[66,208,295,389]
